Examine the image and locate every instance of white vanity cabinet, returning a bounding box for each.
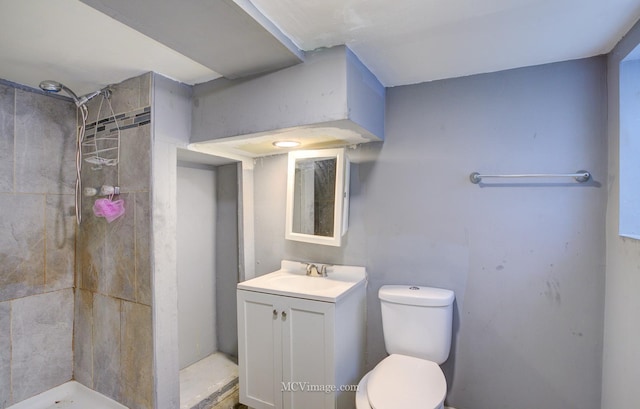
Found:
[237,261,366,409]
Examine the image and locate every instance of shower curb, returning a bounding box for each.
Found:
[189,377,239,409]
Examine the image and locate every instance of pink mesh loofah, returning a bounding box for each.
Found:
[93,198,125,223]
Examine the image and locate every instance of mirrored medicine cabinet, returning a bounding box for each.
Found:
[285,148,350,246]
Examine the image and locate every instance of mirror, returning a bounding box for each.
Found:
[285,148,349,246]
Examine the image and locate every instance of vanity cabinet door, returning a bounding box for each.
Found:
[281,296,335,409]
[237,290,336,409]
[237,290,283,409]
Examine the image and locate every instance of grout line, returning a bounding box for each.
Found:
[12,87,16,195]
[43,193,47,287]
[133,192,138,303]
[89,290,95,389]
[9,300,13,406]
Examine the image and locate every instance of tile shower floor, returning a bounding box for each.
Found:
[179,352,239,409]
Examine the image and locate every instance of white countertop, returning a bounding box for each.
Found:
[237,260,367,302]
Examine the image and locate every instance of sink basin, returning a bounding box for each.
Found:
[237,260,366,302]
[267,274,343,293]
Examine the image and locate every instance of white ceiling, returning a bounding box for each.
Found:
[248,0,640,86]
[1,0,640,95]
[0,0,221,96]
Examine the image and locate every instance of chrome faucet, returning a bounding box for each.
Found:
[306,263,328,277]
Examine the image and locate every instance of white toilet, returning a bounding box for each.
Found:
[355,285,455,409]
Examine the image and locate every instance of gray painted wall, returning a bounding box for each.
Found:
[191,46,384,143]
[192,46,348,143]
[175,161,240,365]
[177,164,217,369]
[152,73,193,409]
[253,57,607,409]
[215,163,240,358]
[153,74,242,407]
[602,19,640,408]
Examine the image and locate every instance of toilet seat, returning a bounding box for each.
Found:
[366,354,446,409]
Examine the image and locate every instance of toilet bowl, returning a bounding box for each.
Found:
[355,354,446,409]
[355,285,455,409]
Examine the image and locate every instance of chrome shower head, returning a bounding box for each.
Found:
[39,80,63,93]
[39,80,81,106]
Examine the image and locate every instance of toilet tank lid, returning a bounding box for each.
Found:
[379,285,455,307]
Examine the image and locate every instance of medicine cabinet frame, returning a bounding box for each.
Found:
[285,148,350,247]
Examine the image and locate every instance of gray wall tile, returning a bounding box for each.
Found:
[92,294,121,402]
[77,200,105,292]
[121,301,153,409]
[74,73,154,409]
[0,84,77,407]
[86,73,151,124]
[102,192,135,301]
[135,192,152,305]
[73,289,93,388]
[14,91,76,195]
[0,84,14,193]
[139,72,152,109]
[0,193,45,302]
[0,302,11,409]
[45,194,75,291]
[81,161,118,199]
[119,125,151,192]
[11,289,73,403]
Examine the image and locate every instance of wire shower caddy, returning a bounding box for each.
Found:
[82,93,121,170]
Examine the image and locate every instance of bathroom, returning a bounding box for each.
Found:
[1,1,639,409]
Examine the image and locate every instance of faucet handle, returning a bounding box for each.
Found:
[319,264,328,276]
[306,263,318,276]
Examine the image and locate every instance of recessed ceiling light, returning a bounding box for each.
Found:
[272,140,301,148]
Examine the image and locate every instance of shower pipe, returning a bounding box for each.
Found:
[469,170,591,184]
[39,80,111,224]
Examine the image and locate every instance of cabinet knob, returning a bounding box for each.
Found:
[281,311,287,319]
[273,309,278,318]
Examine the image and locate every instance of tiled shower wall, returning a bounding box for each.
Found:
[0,82,76,408]
[74,73,154,409]
[0,73,154,409]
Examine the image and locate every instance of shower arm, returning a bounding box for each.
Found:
[77,87,111,107]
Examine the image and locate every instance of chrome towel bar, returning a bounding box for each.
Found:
[469,170,590,184]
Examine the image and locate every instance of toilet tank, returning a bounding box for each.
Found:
[379,285,455,364]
